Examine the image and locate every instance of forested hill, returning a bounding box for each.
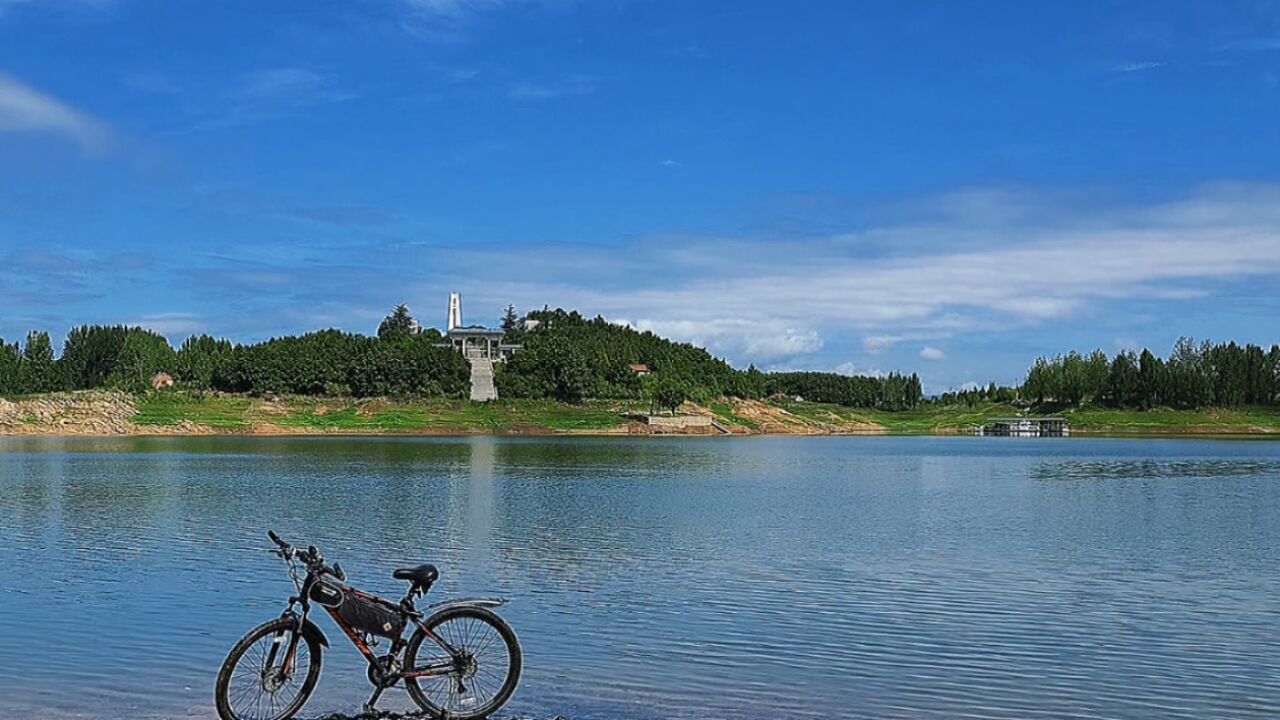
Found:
[6,308,1272,413]
[0,307,923,410]
[498,309,925,409]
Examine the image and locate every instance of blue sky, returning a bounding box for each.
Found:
[1,1,1279,391]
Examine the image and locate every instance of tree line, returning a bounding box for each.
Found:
[4,309,1271,412]
[0,306,922,410]
[1022,339,1280,409]
[0,324,469,397]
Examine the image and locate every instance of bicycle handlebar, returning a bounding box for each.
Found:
[267,531,342,579]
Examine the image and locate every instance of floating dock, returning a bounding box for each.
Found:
[979,417,1070,437]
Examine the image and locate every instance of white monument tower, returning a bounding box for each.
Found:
[447,292,463,331]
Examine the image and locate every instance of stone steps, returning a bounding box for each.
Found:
[469,358,498,402]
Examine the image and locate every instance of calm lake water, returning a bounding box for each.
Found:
[1,436,1278,720]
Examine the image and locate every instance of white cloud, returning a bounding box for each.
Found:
[0,0,113,16]
[833,362,887,378]
[402,0,507,16]
[919,346,947,361]
[236,68,348,103]
[863,335,898,354]
[130,313,206,339]
[194,67,356,129]
[1113,61,1166,73]
[627,318,822,361]
[419,184,1280,365]
[507,75,595,101]
[0,72,111,152]
[398,0,579,41]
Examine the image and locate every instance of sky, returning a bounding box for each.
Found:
[1,1,1279,392]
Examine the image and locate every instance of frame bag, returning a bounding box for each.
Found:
[309,576,406,639]
[338,592,405,639]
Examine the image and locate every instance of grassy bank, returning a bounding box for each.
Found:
[774,400,1280,435]
[4,391,1278,437]
[131,393,642,434]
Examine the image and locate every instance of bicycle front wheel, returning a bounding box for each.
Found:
[214,617,323,720]
[404,606,522,720]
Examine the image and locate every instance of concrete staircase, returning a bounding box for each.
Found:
[469,358,498,402]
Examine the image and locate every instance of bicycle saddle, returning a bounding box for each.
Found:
[392,564,439,586]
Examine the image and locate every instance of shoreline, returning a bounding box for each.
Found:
[4,425,1279,441]
[2,391,1279,439]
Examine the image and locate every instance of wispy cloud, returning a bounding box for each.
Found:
[0,0,113,18]
[833,362,887,378]
[1217,37,1280,53]
[402,0,509,17]
[1112,61,1166,73]
[129,312,205,337]
[619,318,822,361]
[919,346,946,361]
[435,184,1280,365]
[195,67,356,130]
[507,75,596,101]
[0,72,112,152]
[13,184,1280,371]
[399,0,522,41]
[863,335,898,354]
[198,186,394,228]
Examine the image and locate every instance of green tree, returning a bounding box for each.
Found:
[0,338,21,395]
[61,325,128,390]
[19,331,59,393]
[111,330,177,391]
[650,376,688,415]
[501,305,519,333]
[377,304,417,341]
[175,335,235,390]
[1107,352,1140,407]
[1137,349,1166,409]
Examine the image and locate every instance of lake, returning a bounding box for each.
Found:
[1,436,1278,719]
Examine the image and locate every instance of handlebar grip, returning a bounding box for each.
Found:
[268,530,287,548]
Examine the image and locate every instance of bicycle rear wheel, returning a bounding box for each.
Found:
[404,606,522,720]
[215,617,323,720]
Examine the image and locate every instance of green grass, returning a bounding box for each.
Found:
[127,392,1280,436]
[1062,405,1280,434]
[772,400,1021,434]
[708,401,759,430]
[132,393,253,429]
[772,400,1280,435]
[132,392,633,434]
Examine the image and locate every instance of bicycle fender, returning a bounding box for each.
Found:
[281,611,331,648]
[426,597,508,613]
[299,617,331,648]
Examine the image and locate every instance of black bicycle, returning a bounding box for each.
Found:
[215,531,521,720]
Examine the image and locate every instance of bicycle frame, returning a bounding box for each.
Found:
[279,563,506,691]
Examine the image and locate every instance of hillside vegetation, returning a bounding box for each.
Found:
[0,308,923,412]
[2,308,1277,435]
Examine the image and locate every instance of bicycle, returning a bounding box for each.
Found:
[214,531,522,720]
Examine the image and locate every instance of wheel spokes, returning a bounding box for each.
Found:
[227,631,312,720]
[415,615,512,713]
